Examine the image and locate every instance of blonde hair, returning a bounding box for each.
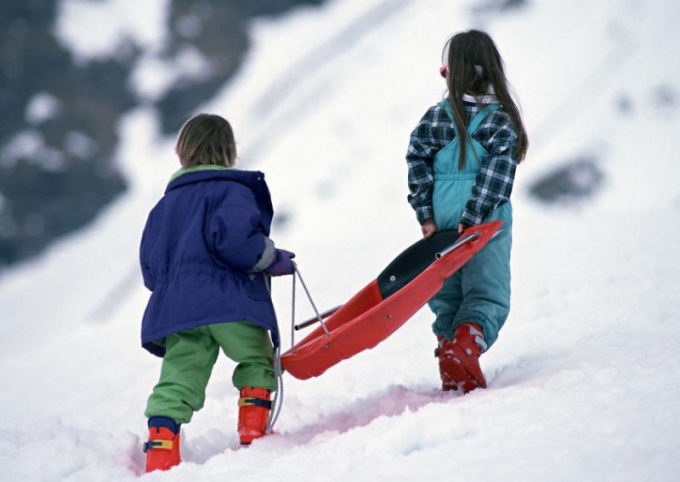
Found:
[175,114,237,167]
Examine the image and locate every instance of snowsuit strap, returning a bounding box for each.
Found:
[468,103,500,132]
[432,101,502,230]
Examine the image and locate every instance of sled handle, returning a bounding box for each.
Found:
[294,305,343,331]
[435,232,479,259]
[293,266,331,337]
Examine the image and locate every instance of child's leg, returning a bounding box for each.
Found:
[208,321,276,391]
[429,231,510,393]
[208,321,276,444]
[428,271,463,339]
[145,327,219,424]
[453,231,512,350]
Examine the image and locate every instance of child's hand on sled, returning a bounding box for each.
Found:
[266,249,296,276]
[421,219,437,239]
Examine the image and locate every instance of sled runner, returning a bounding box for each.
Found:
[280,220,502,380]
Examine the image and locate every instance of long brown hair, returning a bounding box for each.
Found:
[175,114,237,168]
[443,29,528,168]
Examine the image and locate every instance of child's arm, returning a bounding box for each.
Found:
[406,106,444,225]
[206,181,289,274]
[460,114,518,226]
[250,236,277,273]
[139,212,156,291]
[208,201,273,272]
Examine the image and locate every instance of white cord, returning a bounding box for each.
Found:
[267,346,284,433]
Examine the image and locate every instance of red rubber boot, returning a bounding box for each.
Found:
[144,417,181,473]
[238,387,272,445]
[436,323,487,393]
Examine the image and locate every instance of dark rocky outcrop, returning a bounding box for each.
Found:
[0,0,326,268]
[528,157,604,205]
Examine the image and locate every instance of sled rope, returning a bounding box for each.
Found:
[290,267,297,348]
[264,263,330,433]
[266,345,284,433]
[264,263,327,434]
[292,264,330,339]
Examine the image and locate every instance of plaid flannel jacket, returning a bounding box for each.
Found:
[406,100,519,226]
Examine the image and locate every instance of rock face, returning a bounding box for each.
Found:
[0,0,325,268]
[528,157,604,205]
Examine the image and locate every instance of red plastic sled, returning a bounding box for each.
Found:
[280,221,503,380]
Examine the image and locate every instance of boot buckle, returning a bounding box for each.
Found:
[143,439,174,452]
[238,396,272,409]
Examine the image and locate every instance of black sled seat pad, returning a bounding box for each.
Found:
[377,229,460,300]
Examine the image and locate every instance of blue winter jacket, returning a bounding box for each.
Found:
[139,166,280,357]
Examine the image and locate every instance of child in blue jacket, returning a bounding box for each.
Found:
[406,30,528,394]
[139,113,295,472]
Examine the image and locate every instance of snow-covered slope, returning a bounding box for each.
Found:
[1,0,679,480]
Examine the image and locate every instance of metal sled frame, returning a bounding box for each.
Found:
[280,221,503,380]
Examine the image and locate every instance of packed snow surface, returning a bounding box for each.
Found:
[1,0,679,480]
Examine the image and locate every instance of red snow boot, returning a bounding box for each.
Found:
[144,417,181,473]
[238,387,272,445]
[436,323,487,393]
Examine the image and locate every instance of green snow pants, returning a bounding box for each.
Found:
[145,321,276,424]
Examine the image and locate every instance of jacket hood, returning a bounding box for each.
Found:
[165,167,274,232]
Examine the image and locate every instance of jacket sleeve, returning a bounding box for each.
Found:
[406,106,440,224]
[206,187,276,272]
[460,113,518,226]
[139,213,156,291]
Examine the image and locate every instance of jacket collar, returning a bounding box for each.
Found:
[169,164,231,182]
[165,165,274,234]
[166,165,264,192]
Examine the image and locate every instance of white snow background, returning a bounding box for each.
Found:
[1,0,679,480]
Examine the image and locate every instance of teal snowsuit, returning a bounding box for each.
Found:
[429,101,512,349]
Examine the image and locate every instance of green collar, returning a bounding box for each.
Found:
[169,164,232,182]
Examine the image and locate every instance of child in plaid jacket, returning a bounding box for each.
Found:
[405,29,528,393]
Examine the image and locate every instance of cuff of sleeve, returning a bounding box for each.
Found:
[460,210,483,226]
[416,206,434,225]
[251,237,276,272]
